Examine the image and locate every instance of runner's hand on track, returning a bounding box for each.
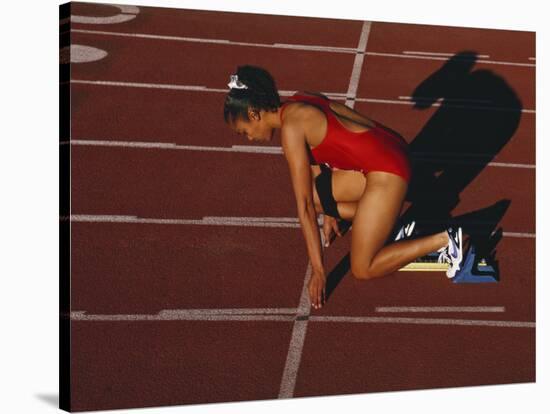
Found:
[322,215,342,247]
[309,268,326,309]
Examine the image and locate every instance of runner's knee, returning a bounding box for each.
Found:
[351,263,379,280]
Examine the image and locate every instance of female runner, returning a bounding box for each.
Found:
[223,65,463,309]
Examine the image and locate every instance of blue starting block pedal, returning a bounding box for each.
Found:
[451,243,498,283]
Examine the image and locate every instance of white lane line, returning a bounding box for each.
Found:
[502,232,536,238]
[68,80,536,114]
[69,311,535,328]
[231,145,281,154]
[62,139,536,169]
[483,162,534,169]
[345,21,371,108]
[69,79,337,98]
[278,261,314,398]
[205,217,534,239]
[64,139,237,151]
[159,308,298,316]
[200,218,536,239]
[399,96,493,104]
[280,20,372,399]
[71,79,211,91]
[70,308,299,319]
[70,28,535,68]
[403,51,490,58]
[397,96,534,113]
[204,216,300,223]
[70,312,295,322]
[359,97,535,113]
[413,157,535,169]
[63,214,308,228]
[366,51,535,67]
[62,214,536,239]
[528,57,536,61]
[309,316,535,328]
[412,151,516,159]
[72,28,352,53]
[273,43,357,53]
[412,152,535,168]
[375,306,506,313]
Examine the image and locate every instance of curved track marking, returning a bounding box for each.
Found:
[60,44,108,64]
[70,4,140,25]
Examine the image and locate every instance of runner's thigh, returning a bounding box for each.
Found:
[350,172,407,274]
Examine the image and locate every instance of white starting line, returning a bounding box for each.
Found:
[68,310,534,329]
[64,79,536,114]
[375,306,506,313]
[60,214,535,239]
[60,139,535,169]
[68,28,535,68]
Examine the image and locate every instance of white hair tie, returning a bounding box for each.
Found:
[228,74,248,90]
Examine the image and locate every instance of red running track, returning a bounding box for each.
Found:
[61,2,535,411]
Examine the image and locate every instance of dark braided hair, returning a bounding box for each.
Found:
[223,65,281,124]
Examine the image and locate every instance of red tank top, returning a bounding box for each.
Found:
[279,92,411,182]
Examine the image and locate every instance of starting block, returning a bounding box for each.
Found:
[394,222,499,283]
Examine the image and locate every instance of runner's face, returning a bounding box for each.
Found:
[230,110,274,143]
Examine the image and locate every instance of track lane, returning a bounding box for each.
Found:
[70,145,535,233]
[70,31,356,93]
[70,2,364,48]
[367,21,535,63]
[70,320,294,411]
[71,220,534,321]
[318,236,534,322]
[67,83,535,165]
[293,322,534,397]
[71,222,308,313]
[358,55,535,111]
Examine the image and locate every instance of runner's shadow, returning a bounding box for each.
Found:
[400,51,522,279]
[325,251,351,301]
[402,51,523,231]
[325,51,523,299]
[452,199,509,280]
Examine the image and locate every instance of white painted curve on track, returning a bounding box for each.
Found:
[68,4,140,25]
[60,45,108,64]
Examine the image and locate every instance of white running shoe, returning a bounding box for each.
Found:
[437,227,463,278]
